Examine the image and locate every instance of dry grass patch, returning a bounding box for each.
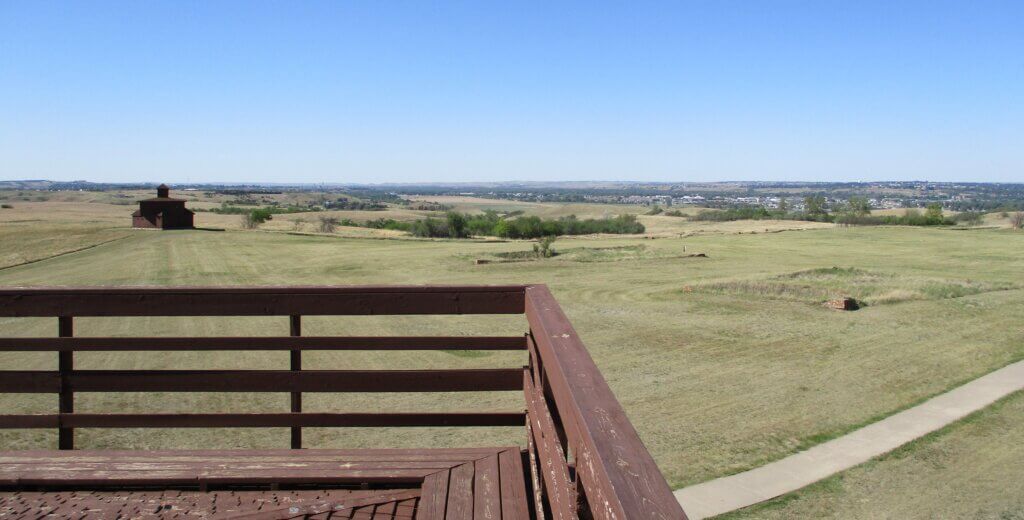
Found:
[687,267,1018,306]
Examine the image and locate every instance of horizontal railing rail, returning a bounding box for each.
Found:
[0,285,526,316]
[0,335,528,351]
[0,368,525,393]
[0,412,527,429]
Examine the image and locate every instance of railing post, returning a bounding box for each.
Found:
[289,315,302,449]
[58,316,73,450]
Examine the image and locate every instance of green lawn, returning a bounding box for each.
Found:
[1,223,1023,493]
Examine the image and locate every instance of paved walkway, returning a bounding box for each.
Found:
[675,360,1024,519]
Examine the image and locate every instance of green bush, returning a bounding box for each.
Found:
[534,236,557,258]
[241,208,274,229]
[330,211,645,239]
[952,212,985,226]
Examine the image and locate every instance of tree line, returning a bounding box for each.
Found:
[319,211,645,238]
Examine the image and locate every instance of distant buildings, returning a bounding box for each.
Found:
[132,184,195,229]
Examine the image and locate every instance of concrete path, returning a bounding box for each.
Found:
[675,360,1024,519]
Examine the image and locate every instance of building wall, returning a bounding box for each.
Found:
[133,201,193,229]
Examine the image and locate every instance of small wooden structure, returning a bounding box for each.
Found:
[0,285,686,519]
[132,184,195,229]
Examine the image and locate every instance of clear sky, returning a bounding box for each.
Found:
[1,1,1021,184]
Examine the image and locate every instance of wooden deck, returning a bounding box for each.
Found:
[0,285,687,519]
[0,448,530,519]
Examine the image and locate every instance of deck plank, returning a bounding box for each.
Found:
[498,449,531,520]
[473,454,501,520]
[445,462,475,520]
[0,447,510,458]
[416,469,450,520]
[374,500,398,520]
[396,498,420,519]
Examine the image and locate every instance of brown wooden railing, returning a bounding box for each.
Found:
[0,285,685,520]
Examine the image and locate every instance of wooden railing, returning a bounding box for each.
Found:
[0,285,685,520]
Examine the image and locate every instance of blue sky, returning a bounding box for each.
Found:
[1,1,1021,183]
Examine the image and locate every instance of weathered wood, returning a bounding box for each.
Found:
[0,412,526,428]
[396,498,419,520]
[525,285,686,520]
[0,447,513,461]
[525,418,546,520]
[524,372,575,520]
[0,286,526,317]
[0,335,528,351]
[290,314,302,449]
[0,488,396,519]
[12,468,436,487]
[0,368,524,393]
[0,283,683,519]
[417,468,450,520]
[57,316,73,450]
[445,462,474,520]
[0,460,458,474]
[498,449,531,520]
[223,490,422,520]
[0,371,60,392]
[473,454,501,520]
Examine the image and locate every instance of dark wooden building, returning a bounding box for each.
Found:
[131,184,194,229]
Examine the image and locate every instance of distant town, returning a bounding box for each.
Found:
[2,179,1023,213]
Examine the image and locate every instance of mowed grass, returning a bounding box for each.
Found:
[721,390,1024,519]
[0,218,1023,498]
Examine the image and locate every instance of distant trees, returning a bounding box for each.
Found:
[446,212,468,238]
[1012,212,1024,230]
[804,195,829,219]
[241,208,273,229]
[694,207,771,221]
[318,216,339,233]
[400,211,644,239]
[847,197,872,217]
[950,211,984,226]
[924,203,944,223]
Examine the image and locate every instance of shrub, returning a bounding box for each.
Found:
[804,195,828,218]
[646,205,663,215]
[364,218,412,232]
[694,207,772,222]
[446,212,468,238]
[0,204,12,209]
[241,208,273,229]
[533,236,557,258]
[318,216,339,233]
[952,212,985,226]
[1012,212,1024,230]
[410,217,448,238]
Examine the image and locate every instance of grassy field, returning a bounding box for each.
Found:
[722,390,1024,519]
[1,198,1023,511]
